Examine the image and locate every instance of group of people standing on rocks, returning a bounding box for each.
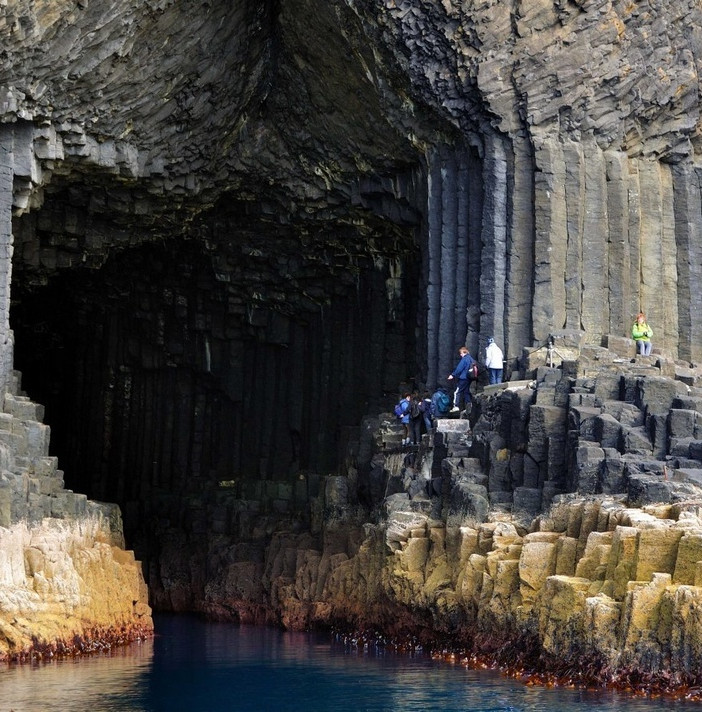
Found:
[396,390,433,447]
[395,312,654,448]
[447,338,504,414]
[395,337,504,447]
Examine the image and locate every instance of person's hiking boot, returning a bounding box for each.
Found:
[450,406,460,413]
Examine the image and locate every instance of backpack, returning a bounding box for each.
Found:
[394,401,405,418]
[409,400,421,418]
[436,391,451,414]
[470,362,479,380]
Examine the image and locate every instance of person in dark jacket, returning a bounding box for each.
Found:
[420,390,433,434]
[409,391,423,445]
[447,346,475,413]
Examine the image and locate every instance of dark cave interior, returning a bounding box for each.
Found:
[9,178,425,571]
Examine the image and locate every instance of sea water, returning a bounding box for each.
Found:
[0,615,700,711]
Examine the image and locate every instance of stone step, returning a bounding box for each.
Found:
[5,371,23,397]
[436,419,472,434]
[3,393,44,422]
[672,468,702,486]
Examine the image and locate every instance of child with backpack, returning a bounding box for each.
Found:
[394,393,412,446]
[431,387,451,418]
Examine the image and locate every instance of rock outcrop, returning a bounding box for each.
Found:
[0,371,152,660]
[171,342,702,694]
[3,0,702,692]
[0,515,151,660]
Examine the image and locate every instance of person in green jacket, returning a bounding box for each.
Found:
[632,312,653,356]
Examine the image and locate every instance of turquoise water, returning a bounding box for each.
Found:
[0,615,700,711]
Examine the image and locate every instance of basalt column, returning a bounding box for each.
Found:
[0,126,15,391]
[530,136,695,359]
[503,136,534,368]
[479,133,509,360]
[672,164,702,363]
[423,144,483,388]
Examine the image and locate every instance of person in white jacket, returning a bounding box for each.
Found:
[485,337,504,385]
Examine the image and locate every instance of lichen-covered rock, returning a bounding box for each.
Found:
[0,516,151,660]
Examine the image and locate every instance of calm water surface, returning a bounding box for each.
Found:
[1,615,701,711]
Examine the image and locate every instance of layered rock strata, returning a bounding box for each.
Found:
[0,371,152,660]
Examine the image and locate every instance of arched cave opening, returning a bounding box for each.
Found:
[9,185,424,595]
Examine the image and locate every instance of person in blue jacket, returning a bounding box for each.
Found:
[447,346,475,414]
[398,392,411,446]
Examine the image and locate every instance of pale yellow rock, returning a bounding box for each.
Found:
[622,508,668,528]
[0,517,151,659]
[523,530,562,543]
[605,526,639,600]
[635,527,684,581]
[673,533,702,585]
[485,549,501,580]
[457,527,479,566]
[583,593,621,660]
[577,500,603,557]
[669,585,702,673]
[482,559,520,625]
[495,559,520,603]
[458,552,486,608]
[537,575,591,656]
[503,543,522,560]
[399,536,429,575]
[477,522,499,554]
[575,531,612,580]
[278,493,702,683]
[566,500,584,538]
[643,504,674,519]
[620,573,674,670]
[478,570,495,610]
[554,536,578,575]
[490,521,521,547]
[424,559,452,595]
[519,538,558,609]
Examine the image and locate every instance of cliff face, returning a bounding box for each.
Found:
[3,1,702,490]
[0,515,151,660]
[2,0,702,685]
[191,342,702,691]
[0,372,152,660]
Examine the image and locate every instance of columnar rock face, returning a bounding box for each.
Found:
[2,0,702,684]
[2,0,702,494]
[175,345,702,691]
[0,371,152,659]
